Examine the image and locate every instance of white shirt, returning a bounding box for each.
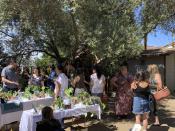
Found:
[56,73,68,98]
[90,73,105,94]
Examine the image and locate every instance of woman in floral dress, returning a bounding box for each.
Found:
[111,66,133,118]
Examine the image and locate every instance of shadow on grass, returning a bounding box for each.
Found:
[148,96,175,130]
[87,123,118,131]
[158,105,175,127]
[161,117,175,128]
[148,126,169,131]
[69,122,118,131]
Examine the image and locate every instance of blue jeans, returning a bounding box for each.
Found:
[132,96,150,115]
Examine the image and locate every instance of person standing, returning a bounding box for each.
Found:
[47,65,57,91]
[54,64,68,99]
[131,70,150,131]
[28,67,44,87]
[72,68,87,96]
[147,64,162,126]
[90,66,106,97]
[1,58,19,92]
[20,67,30,91]
[111,66,133,118]
[54,64,68,129]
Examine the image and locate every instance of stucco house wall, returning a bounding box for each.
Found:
[128,56,165,85]
[166,54,175,91]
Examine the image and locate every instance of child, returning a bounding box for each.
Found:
[130,70,150,131]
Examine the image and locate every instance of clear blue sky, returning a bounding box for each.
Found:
[147,29,173,47]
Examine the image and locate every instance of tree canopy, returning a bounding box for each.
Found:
[0,0,175,73]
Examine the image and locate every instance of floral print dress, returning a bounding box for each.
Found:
[112,73,133,115]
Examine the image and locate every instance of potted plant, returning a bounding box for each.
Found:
[54,97,63,110]
[90,96,106,110]
[0,92,8,103]
[63,87,74,109]
[22,88,32,100]
[77,91,90,103]
[42,86,53,97]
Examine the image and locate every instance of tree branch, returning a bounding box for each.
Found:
[0,30,15,38]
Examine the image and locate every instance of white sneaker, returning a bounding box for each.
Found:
[131,124,142,131]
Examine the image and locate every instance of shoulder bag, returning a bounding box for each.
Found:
[153,86,170,101]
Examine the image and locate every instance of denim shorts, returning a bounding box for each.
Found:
[132,96,150,115]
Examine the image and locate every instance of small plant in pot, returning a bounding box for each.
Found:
[22,89,32,100]
[63,87,74,109]
[77,91,90,103]
[0,92,8,103]
[42,86,53,97]
[54,97,63,110]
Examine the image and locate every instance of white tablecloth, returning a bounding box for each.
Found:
[19,104,101,131]
[0,97,53,128]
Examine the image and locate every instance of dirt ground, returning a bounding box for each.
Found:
[65,96,175,131]
[1,96,175,131]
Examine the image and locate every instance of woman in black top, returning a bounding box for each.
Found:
[72,68,87,96]
[130,70,150,131]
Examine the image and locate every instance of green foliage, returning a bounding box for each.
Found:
[0,0,143,66]
[23,89,32,100]
[23,85,53,99]
[77,91,105,110]
[42,86,54,96]
[77,91,91,102]
[0,91,18,101]
[54,97,63,109]
[137,0,175,35]
[34,54,56,68]
[1,0,175,70]
[64,87,74,98]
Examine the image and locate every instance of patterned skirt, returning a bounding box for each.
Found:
[115,92,133,115]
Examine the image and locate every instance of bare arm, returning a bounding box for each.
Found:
[54,81,61,98]
[28,79,32,85]
[110,76,118,88]
[102,78,106,94]
[1,76,19,85]
[131,81,137,90]
[84,80,90,85]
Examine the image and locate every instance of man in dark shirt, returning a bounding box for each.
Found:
[1,58,19,92]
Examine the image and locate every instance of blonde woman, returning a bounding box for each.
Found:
[147,64,162,126]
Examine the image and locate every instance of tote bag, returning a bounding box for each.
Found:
[153,86,170,101]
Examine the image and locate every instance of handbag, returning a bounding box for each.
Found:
[153,86,170,101]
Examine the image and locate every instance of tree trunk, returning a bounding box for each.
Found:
[144,33,148,50]
[69,1,80,60]
[70,13,79,60]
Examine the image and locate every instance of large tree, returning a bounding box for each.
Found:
[0,0,143,65]
[137,0,175,49]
